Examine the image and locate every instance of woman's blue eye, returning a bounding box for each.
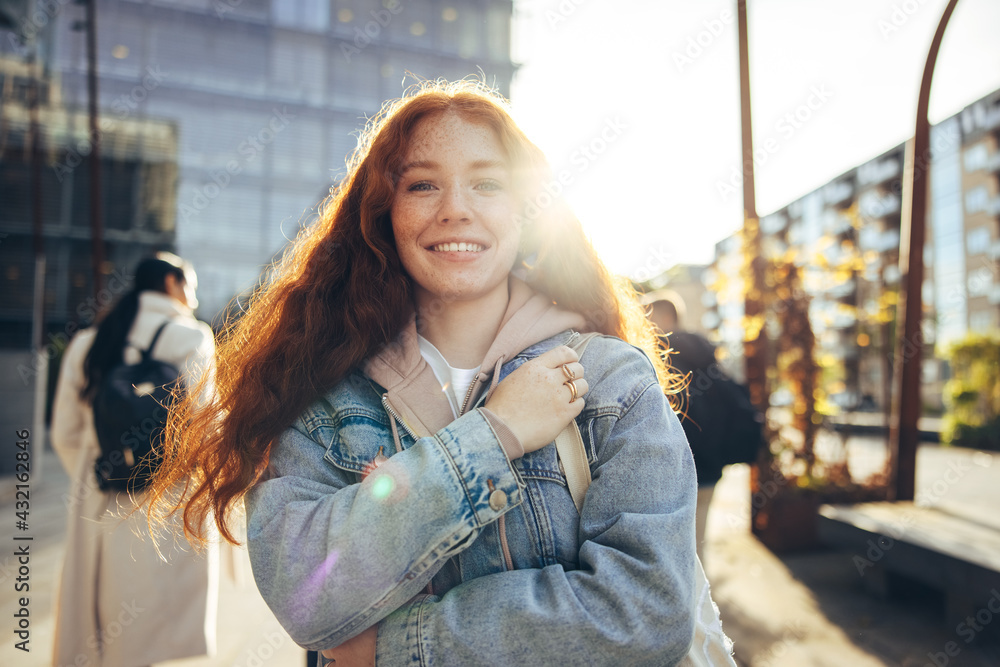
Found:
[408,182,434,192]
[478,180,502,191]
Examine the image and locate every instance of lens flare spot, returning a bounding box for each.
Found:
[372,474,394,500]
[310,551,339,584]
[296,550,340,617]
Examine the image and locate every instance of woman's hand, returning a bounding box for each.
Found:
[320,625,377,666]
[485,345,588,453]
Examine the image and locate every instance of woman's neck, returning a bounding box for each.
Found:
[415,287,509,368]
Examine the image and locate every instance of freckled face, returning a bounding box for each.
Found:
[391,112,521,310]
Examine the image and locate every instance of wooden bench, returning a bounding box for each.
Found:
[818,501,1000,642]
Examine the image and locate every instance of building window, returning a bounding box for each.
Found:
[965,186,990,214]
[970,310,995,332]
[967,267,994,297]
[441,4,481,58]
[270,35,326,102]
[486,4,510,61]
[967,227,991,255]
[328,49,380,110]
[272,0,330,31]
[963,144,989,172]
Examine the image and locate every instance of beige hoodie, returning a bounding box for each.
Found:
[363,277,587,456]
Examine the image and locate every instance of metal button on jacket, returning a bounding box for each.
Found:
[489,488,508,511]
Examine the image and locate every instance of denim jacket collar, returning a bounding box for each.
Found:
[362,277,586,437]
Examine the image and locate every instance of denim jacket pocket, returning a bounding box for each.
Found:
[314,408,398,475]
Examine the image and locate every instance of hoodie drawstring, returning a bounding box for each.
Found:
[482,355,506,406]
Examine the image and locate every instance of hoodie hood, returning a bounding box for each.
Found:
[363,277,587,438]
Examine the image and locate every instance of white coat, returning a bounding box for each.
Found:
[51,291,219,667]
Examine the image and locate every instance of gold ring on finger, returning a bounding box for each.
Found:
[564,379,579,402]
[561,363,576,381]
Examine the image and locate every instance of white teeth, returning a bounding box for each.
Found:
[432,243,483,252]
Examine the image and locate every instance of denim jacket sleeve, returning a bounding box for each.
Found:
[244,402,526,650]
[374,338,698,667]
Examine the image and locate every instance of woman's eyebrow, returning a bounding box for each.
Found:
[398,158,508,175]
[469,159,508,171]
[398,159,438,175]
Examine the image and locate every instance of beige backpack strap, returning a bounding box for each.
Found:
[555,332,599,513]
[556,333,736,664]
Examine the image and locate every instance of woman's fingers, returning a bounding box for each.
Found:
[483,344,590,454]
[537,345,580,368]
[559,361,585,383]
[563,377,589,403]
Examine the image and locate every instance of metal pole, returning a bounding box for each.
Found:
[85,0,104,298]
[736,0,766,411]
[736,0,756,224]
[29,46,48,478]
[889,0,961,501]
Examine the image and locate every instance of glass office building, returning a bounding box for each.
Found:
[50,0,515,317]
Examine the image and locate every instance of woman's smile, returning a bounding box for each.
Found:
[429,242,487,253]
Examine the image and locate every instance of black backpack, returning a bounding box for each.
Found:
[92,321,180,492]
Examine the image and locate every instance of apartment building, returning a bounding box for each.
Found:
[705,87,1000,411]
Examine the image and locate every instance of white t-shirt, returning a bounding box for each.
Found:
[418,335,482,418]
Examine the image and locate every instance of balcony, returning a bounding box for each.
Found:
[859,190,901,221]
[823,180,854,207]
[988,151,1000,173]
[761,212,788,235]
[857,156,902,187]
[989,195,1000,218]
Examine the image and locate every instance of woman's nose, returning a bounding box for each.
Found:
[437,186,472,224]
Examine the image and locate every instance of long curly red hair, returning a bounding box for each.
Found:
[148,80,677,545]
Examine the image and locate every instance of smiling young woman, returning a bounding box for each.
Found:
[147,79,720,666]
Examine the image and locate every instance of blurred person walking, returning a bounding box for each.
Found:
[50,252,218,666]
[645,290,763,564]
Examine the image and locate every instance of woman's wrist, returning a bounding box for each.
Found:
[478,407,525,460]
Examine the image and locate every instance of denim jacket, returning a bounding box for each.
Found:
[245,330,698,666]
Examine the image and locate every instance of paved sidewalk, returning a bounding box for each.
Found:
[0,448,305,667]
[706,440,1000,667]
[4,440,1000,666]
